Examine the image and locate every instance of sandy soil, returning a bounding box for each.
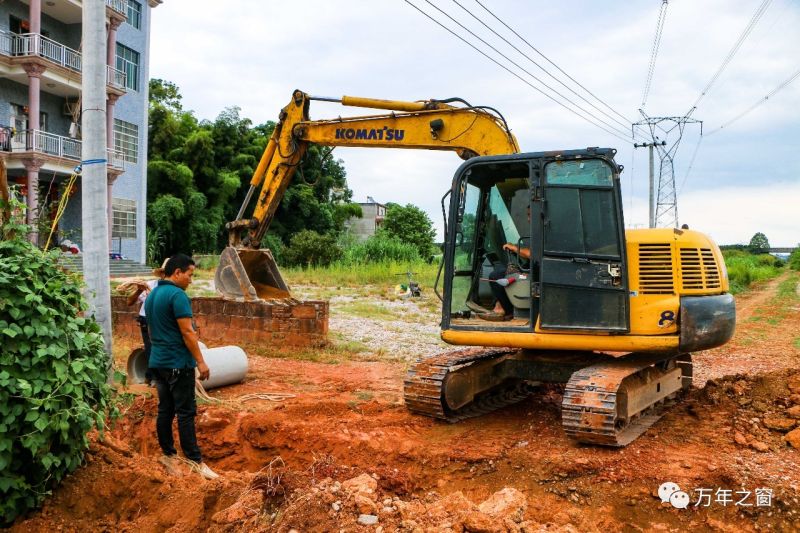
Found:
[11,273,800,532]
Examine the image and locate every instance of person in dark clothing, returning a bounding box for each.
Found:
[145,253,218,480]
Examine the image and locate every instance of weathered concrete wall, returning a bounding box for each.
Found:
[112,296,328,348]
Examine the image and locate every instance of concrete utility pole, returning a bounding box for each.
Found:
[82,0,113,372]
[633,140,666,228]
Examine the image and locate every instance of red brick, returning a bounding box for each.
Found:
[291,305,317,319]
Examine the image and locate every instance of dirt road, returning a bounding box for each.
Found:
[12,273,800,532]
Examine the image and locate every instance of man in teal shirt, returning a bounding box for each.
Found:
[145,253,218,480]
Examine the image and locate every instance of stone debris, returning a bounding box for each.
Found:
[785,428,800,449]
[357,514,379,525]
[763,415,797,432]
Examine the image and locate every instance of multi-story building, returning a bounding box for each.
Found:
[0,0,160,263]
[347,196,386,241]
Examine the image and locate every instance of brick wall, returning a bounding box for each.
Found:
[112,296,329,348]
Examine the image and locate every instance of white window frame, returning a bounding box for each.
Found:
[115,43,140,91]
[114,118,138,164]
[112,198,137,239]
[126,0,142,30]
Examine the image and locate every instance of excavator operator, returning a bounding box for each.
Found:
[480,204,531,322]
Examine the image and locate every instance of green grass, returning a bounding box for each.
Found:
[282,260,439,288]
[336,300,402,320]
[793,337,800,350]
[776,274,800,299]
[723,251,785,294]
[744,273,798,331]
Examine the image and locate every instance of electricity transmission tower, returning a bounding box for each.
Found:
[633,112,702,228]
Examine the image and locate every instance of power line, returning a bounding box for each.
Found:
[450,0,643,139]
[677,134,703,197]
[472,0,638,129]
[641,0,668,108]
[418,0,635,140]
[705,67,800,136]
[404,0,635,144]
[689,0,773,112]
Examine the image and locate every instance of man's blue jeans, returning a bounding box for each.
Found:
[151,368,202,463]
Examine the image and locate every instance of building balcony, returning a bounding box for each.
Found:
[0,31,127,97]
[13,32,82,72]
[27,0,129,25]
[1,128,125,175]
[106,0,130,17]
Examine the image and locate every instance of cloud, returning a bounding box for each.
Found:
[149,0,799,247]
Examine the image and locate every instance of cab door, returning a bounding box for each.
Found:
[535,155,629,332]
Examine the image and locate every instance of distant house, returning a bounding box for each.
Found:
[347,196,386,241]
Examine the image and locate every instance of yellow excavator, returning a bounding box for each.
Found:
[217,90,735,446]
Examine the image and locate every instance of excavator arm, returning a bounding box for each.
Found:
[216,90,519,301]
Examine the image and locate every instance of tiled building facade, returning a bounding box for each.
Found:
[0,0,160,262]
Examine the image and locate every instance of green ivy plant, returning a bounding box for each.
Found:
[0,199,115,525]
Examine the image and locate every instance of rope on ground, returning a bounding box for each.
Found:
[194,379,295,407]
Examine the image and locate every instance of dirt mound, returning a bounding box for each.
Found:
[696,370,800,452]
[10,435,256,532]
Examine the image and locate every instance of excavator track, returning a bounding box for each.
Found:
[404,347,534,422]
[562,353,692,447]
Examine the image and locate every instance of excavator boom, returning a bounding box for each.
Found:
[216,90,518,301]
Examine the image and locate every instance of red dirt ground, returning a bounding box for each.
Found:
[11,274,800,532]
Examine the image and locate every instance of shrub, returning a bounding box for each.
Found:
[342,234,421,264]
[0,209,114,524]
[380,203,436,260]
[789,249,800,271]
[724,252,784,294]
[282,230,342,267]
[262,234,285,265]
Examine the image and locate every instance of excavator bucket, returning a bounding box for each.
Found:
[215,246,291,301]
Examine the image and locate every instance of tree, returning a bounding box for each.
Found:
[748,232,770,254]
[146,80,359,257]
[379,203,436,259]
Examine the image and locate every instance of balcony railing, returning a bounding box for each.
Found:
[107,149,126,170]
[106,0,129,16]
[0,31,127,93]
[13,129,81,159]
[106,64,127,90]
[14,33,82,72]
[10,129,126,171]
[0,31,12,57]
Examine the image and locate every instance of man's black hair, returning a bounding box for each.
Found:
[165,254,195,277]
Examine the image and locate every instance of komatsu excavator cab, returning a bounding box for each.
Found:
[441,148,628,334]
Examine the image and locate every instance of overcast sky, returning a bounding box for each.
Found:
[150,0,799,247]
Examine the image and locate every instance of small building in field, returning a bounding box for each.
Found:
[346,196,386,241]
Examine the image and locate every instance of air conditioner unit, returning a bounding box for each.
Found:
[63,101,80,117]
